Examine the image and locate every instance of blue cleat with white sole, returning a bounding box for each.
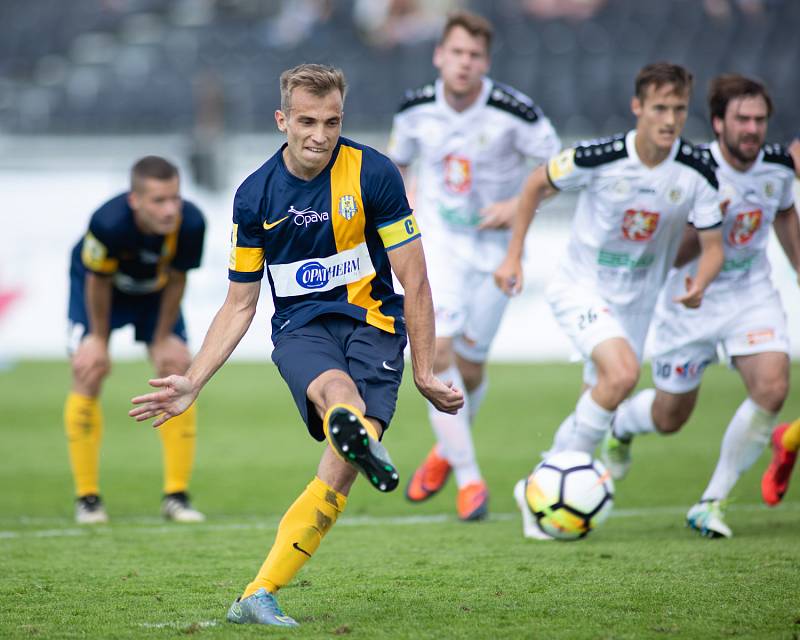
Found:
[226,588,299,627]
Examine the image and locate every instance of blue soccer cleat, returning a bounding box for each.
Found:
[226,588,299,627]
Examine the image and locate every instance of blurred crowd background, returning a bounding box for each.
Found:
[2,0,798,145]
[0,0,798,361]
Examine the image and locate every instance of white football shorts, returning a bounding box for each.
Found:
[545,275,652,386]
[650,287,790,394]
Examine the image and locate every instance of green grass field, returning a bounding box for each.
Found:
[1,360,799,639]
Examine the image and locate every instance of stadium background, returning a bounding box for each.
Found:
[1,0,798,362]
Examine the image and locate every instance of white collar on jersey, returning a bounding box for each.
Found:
[625,129,681,169]
[435,76,492,118]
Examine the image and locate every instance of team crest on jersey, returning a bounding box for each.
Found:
[764,181,775,198]
[443,154,472,194]
[338,195,358,221]
[621,209,659,242]
[728,209,762,246]
[668,187,683,204]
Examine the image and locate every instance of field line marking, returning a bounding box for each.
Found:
[0,502,796,540]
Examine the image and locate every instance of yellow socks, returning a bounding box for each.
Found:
[159,402,197,495]
[781,418,800,453]
[64,392,103,497]
[242,477,347,598]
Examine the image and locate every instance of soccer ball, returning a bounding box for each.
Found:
[524,451,614,540]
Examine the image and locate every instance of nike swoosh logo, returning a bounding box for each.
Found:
[292,542,311,557]
[382,360,398,372]
[263,216,289,230]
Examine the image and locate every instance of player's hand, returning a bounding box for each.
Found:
[415,374,464,415]
[73,334,110,384]
[673,275,704,309]
[129,374,198,428]
[494,256,523,296]
[478,198,517,230]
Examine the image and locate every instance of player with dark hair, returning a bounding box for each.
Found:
[495,62,725,539]
[130,64,463,626]
[603,74,800,538]
[66,155,206,524]
[388,10,560,522]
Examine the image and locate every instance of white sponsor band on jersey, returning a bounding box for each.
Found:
[268,243,375,297]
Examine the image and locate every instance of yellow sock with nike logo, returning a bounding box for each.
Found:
[781,418,800,453]
[64,392,103,497]
[158,403,197,494]
[241,476,346,598]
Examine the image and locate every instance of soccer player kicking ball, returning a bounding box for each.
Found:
[66,156,206,524]
[130,64,463,627]
[494,62,725,540]
[601,76,800,538]
[388,11,560,521]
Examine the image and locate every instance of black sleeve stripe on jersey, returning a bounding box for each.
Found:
[573,134,628,168]
[396,84,436,113]
[675,140,719,189]
[762,143,795,170]
[487,84,540,123]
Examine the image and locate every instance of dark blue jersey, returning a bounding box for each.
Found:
[71,193,206,295]
[229,137,419,339]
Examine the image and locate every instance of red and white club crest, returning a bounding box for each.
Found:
[443,154,472,194]
[621,209,660,242]
[728,209,762,246]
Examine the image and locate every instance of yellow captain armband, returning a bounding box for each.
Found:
[81,231,118,274]
[377,214,421,250]
[547,148,576,182]
[228,223,265,272]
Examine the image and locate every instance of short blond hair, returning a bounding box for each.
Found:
[279,64,347,112]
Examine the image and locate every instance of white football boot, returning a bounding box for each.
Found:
[686,500,732,538]
[162,492,206,523]
[513,478,554,541]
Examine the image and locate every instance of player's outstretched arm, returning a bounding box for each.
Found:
[673,226,724,308]
[388,238,464,415]
[494,164,557,296]
[129,280,261,427]
[773,204,800,284]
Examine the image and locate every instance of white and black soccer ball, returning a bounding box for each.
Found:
[524,450,614,540]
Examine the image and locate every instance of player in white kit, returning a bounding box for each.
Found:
[600,75,800,538]
[388,11,560,521]
[494,62,725,539]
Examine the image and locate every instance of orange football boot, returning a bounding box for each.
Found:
[405,445,451,502]
[457,480,489,521]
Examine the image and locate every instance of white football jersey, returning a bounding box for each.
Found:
[547,130,723,311]
[388,77,560,245]
[661,140,796,300]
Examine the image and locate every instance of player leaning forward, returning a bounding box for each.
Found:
[494,62,725,539]
[67,156,206,524]
[131,64,462,626]
[388,11,560,521]
[601,75,800,538]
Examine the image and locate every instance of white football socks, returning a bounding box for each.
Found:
[613,389,657,441]
[428,364,481,487]
[550,389,614,455]
[467,377,488,427]
[701,397,776,502]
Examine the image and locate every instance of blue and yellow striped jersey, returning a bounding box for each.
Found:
[229,137,420,338]
[71,193,205,295]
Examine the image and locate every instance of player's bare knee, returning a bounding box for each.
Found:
[749,376,788,414]
[604,364,639,403]
[433,339,454,373]
[71,362,108,395]
[458,360,484,392]
[652,396,692,434]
